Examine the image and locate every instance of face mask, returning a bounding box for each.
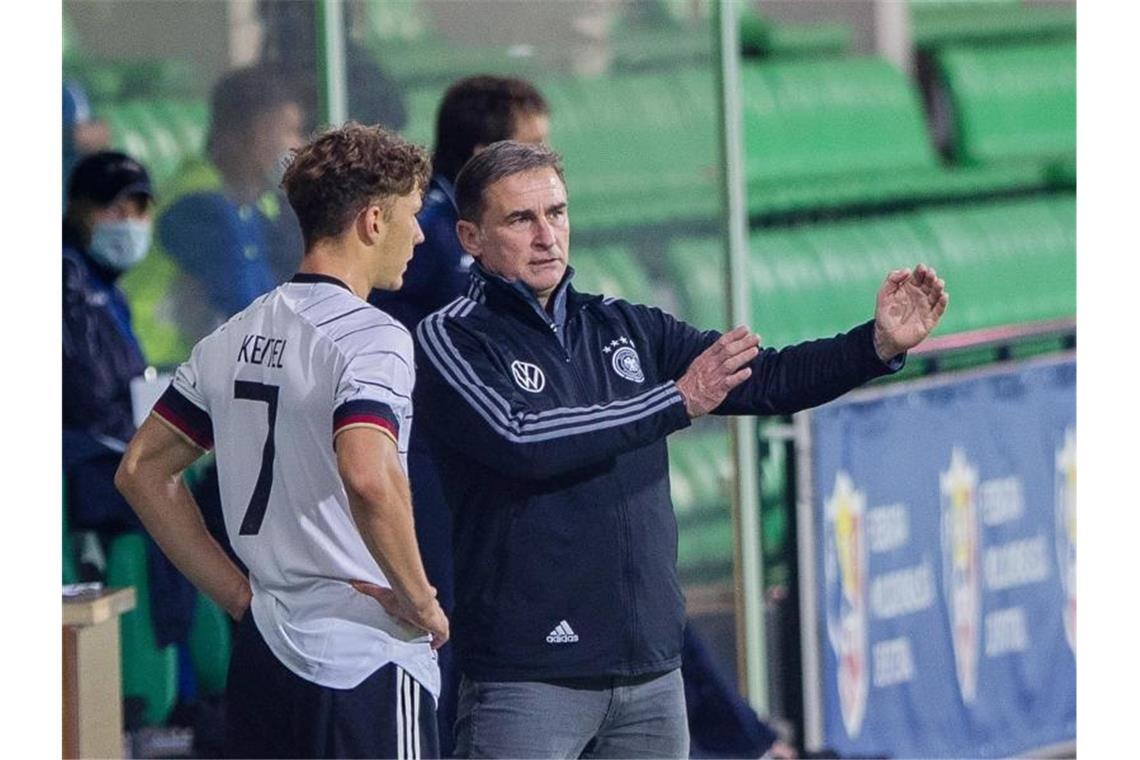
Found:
[89,219,151,272]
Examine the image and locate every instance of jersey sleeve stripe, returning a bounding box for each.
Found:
[333,399,400,439]
[152,386,214,450]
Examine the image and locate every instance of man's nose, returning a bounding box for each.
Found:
[414,218,425,246]
[533,218,555,249]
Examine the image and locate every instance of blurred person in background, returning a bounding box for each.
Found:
[62,80,110,205]
[62,150,198,678]
[133,66,308,637]
[154,65,305,349]
[367,74,549,756]
[370,75,549,328]
[414,140,947,758]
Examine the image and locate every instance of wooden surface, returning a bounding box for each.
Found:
[63,587,135,759]
[62,587,136,627]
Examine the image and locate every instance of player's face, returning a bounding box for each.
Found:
[458,167,569,306]
[371,189,425,291]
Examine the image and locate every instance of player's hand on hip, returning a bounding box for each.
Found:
[351,581,450,649]
[872,264,949,361]
[676,325,760,418]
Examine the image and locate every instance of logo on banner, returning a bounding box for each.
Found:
[1055,427,1076,654]
[510,360,546,393]
[824,472,869,738]
[940,447,981,705]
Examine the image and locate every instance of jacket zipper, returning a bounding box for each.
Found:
[558,314,639,669]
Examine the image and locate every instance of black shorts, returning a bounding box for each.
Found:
[224,611,438,759]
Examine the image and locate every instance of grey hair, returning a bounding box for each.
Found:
[454,140,566,223]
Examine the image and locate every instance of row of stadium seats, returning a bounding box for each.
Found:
[741,43,1074,221]
[909,0,1075,51]
[367,0,1074,88]
[574,192,1074,344]
[406,39,1073,233]
[64,58,200,103]
[100,99,209,189]
[669,425,793,586]
[86,41,1074,232]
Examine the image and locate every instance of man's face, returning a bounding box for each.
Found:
[251,102,304,184]
[90,195,151,227]
[510,111,550,146]
[458,167,569,304]
[371,189,425,291]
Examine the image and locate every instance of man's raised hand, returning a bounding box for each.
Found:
[872,264,949,362]
[676,326,760,418]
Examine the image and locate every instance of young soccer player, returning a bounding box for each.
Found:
[116,123,446,759]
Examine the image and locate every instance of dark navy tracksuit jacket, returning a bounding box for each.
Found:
[414,264,900,682]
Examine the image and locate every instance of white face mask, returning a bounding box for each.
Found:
[88,219,151,271]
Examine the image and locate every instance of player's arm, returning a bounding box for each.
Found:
[336,426,449,649]
[114,414,251,621]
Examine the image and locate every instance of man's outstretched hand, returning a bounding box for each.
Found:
[677,325,761,418]
[872,264,949,362]
[351,580,450,650]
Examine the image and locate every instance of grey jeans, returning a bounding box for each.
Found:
[453,668,689,759]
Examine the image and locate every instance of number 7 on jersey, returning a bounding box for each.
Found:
[233,380,279,535]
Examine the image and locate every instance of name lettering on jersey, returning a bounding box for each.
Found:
[238,334,287,368]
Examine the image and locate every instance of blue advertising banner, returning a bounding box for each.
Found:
[807,355,1075,757]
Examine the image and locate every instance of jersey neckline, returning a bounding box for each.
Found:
[290,272,353,293]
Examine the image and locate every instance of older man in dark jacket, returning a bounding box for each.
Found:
[414,141,949,758]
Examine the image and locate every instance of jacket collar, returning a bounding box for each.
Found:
[466,261,597,330]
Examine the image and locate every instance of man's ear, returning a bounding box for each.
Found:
[456,219,483,258]
[356,203,386,246]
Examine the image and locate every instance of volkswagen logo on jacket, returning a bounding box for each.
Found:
[511,360,546,393]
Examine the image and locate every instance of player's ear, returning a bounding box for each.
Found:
[356,203,386,246]
[456,219,483,258]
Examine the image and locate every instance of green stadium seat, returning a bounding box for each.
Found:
[670,429,734,584]
[669,194,1073,350]
[670,430,734,587]
[102,99,209,188]
[936,42,1075,171]
[910,0,1075,50]
[663,237,728,330]
[105,533,178,727]
[761,21,853,59]
[545,68,721,232]
[570,246,656,304]
[102,105,155,171]
[912,194,1076,328]
[62,477,79,586]
[188,595,231,696]
[741,57,1051,220]
[676,514,734,584]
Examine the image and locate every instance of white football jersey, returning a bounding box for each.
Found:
[152,273,439,695]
